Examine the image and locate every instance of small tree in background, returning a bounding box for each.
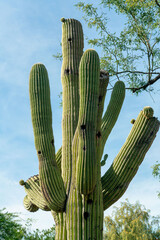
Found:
[0,208,55,240]
[104,199,160,240]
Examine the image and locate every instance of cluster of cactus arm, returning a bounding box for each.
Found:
[19,18,159,218]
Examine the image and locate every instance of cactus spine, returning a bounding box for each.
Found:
[20,18,160,239]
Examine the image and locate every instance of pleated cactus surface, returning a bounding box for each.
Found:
[19,18,160,240]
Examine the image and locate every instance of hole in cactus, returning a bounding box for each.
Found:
[38,150,41,155]
[99,95,103,102]
[150,131,154,137]
[84,212,90,220]
[87,199,93,204]
[83,146,86,151]
[51,139,54,145]
[68,37,72,42]
[64,68,70,75]
[96,131,101,138]
[81,124,86,130]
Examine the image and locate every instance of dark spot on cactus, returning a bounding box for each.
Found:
[81,124,86,130]
[87,199,93,204]
[115,185,123,190]
[83,146,86,151]
[25,183,31,189]
[96,131,101,138]
[99,95,103,102]
[68,37,72,42]
[128,167,134,170]
[38,150,41,155]
[150,131,154,137]
[84,212,90,220]
[51,139,54,145]
[64,68,70,75]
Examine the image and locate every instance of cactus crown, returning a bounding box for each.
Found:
[19,18,159,240]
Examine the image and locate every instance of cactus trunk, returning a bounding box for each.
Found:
[19,18,160,240]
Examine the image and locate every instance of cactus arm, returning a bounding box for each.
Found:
[55,147,62,173]
[61,18,84,193]
[97,70,109,132]
[96,70,109,165]
[23,195,39,212]
[19,147,62,212]
[29,63,66,212]
[101,107,160,210]
[76,49,100,195]
[100,81,125,159]
[19,175,50,211]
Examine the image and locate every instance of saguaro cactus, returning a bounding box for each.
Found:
[20,18,160,240]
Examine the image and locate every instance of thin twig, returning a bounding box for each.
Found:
[107,74,160,93]
[155,0,160,7]
[126,73,160,92]
[109,71,160,76]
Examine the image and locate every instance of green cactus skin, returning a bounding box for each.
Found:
[76,49,100,195]
[29,63,66,212]
[61,18,84,194]
[20,18,160,240]
[97,70,109,132]
[22,175,50,211]
[101,81,125,152]
[23,195,39,212]
[101,106,159,210]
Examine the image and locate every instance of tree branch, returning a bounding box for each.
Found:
[107,73,160,93]
[155,0,160,7]
[126,73,160,93]
[109,71,160,76]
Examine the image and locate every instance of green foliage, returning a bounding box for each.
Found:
[103,199,160,240]
[76,0,160,93]
[0,208,55,240]
[0,208,26,240]
[152,161,160,198]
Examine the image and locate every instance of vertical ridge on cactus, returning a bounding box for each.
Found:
[20,18,160,239]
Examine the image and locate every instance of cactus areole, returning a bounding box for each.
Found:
[20,18,160,239]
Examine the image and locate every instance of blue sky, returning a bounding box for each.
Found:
[0,0,160,230]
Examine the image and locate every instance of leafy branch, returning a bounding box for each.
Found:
[76,1,160,94]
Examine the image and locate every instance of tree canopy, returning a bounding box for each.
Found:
[76,0,160,94]
[0,208,55,240]
[103,199,160,240]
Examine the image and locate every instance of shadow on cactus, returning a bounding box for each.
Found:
[19,18,160,240]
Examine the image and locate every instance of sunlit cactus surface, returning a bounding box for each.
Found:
[20,18,160,240]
